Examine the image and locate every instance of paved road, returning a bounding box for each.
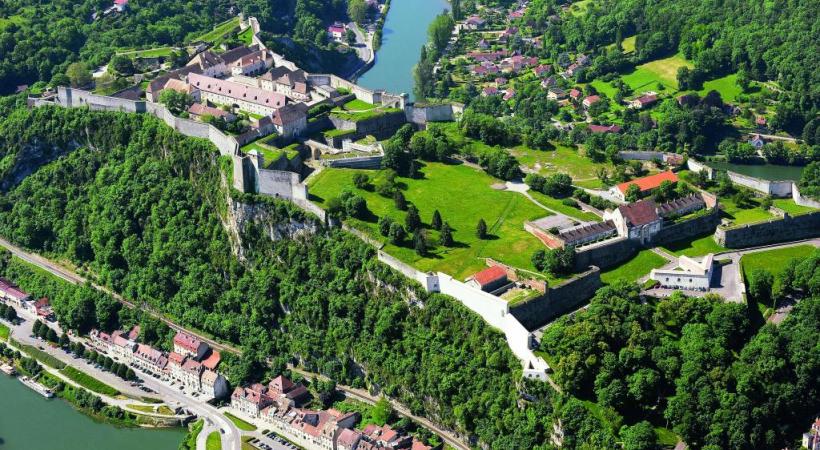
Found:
[0,236,241,356]
[347,22,373,64]
[289,366,471,450]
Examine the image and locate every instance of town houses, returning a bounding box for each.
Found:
[231,375,434,450]
[88,329,229,399]
[0,277,31,308]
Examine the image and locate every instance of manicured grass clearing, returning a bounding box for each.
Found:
[195,17,241,44]
[568,0,593,16]
[600,250,667,284]
[621,36,636,53]
[621,54,692,91]
[206,431,222,450]
[719,197,773,225]
[740,245,816,280]
[341,98,377,111]
[61,366,120,396]
[528,191,602,222]
[330,107,402,122]
[772,198,817,215]
[225,412,257,431]
[182,419,204,450]
[697,73,741,102]
[14,341,67,369]
[0,323,8,341]
[589,79,618,99]
[655,427,680,446]
[118,47,174,58]
[661,233,727,257]
[241,141,280,165]
[238,27,254,45]
[308,163,556,280]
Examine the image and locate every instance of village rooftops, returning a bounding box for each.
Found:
[337,428,361,448]
[616,199,660,227]
[135,344,168,369]
[558,220,617,244]
[232,386,273,407]
[188,73,286,110]
[0,278,30,301]
[272,102,308,126]
[168,351,186,366]
[616,170,678,196]
[182,358,203,375]
[112,331,134,348]
[588,124,622,134]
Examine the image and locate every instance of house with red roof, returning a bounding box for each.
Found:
[173,331,210,361]
[113,0,128,12]
[180,358,204,390]
[582,95,601,109]
[464,15,486,30]
[111,331,137,362]
[29,297,55,321]
[482,86,499,96]
[628,92,658,109]
[0,277,30,307]
[467,266,509,292]
[133,343,168,376]
[588,124,622,134]
[503,89,516,100]
[89,329,115,353]
[327,24,346,40]
[606,199,663,244]
[232,386,274,417]
[610,171,679,202]
[187,72,286,117]
[201,350,221,371]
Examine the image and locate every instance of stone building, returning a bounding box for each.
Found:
[606,200,662,244]
[650,254,714,291]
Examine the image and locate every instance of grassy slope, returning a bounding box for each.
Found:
[740,245,816,280]
[308,163,553,279]
[719,197,774,225]
[225,412,257,431]
[661,232,727,257]
[60,366,120,396]
[206,431,222,450]
[510,143,613,189]
[0,322,8,341]
[621,54,693,92]
[600,250,667,284]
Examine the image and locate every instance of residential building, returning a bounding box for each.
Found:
[327,24,346,40]
[268,375,310,407]
[188,73,286,117]
[464,15,486,30]
[231,385,274,417]
[749,134,765,149]
[201,350,221,371]
[336,428,362,450]
[133,343,168,376]
[606,200,662,244]
[802,418,820,450]
[582,95,601,109]
[0,277,30,307]
[111,331,137,363]
[89,329,114,353]
[482,86,499,96]
[466,266,509,292]
[28,297,54,321]
[588,124,622,134]
[547,87,566,100]
[168,351,187,382]
[610,170,679,202]
[629,92,658,109]
[569,88,582,101]
[180,358,204,391]
[650,254,714,291]
[173,331,210,361]
[201,369,230,399]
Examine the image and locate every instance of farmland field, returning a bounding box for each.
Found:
[697,73,741,102]
[621,54,693,92]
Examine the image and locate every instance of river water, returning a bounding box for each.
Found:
[0,374,183,450]
[356,0,451,100]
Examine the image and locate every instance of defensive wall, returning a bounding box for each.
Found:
[619,151,681,164]
[714,210,820,248]
[573,236,636,272]
[375,251,550,380]
[35,87,311,204]
[509,267,602,331]
[322,156,383,169]
[308,74,408,109]
[650,207,720,246]
[405,102,465,125]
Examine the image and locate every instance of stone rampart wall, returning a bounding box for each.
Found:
[727,171,793,197]
[573,236,637,271]
[792,184,820,208]
[714,211,820,248]
[406,103,458,124]
[687,159,714,179]
[509,267,601,331]
[651,208,720,246]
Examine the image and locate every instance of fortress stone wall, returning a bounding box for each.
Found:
[509,267,602,331]
[714,211,820,248]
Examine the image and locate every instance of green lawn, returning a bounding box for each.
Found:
[340,98,377,111]
[740,245,816,280]
[655,427,680,446]
[206,431,222,450]
[194,17,241,45]
[528,191,602,222]
[238,27,254,45]
[181,419,204,450]
[661,232,727,257]
[621,36,636,53]
[13,340,66,369]
[117,47,174,58]
[509,142,613,189]
[589,79,618,98]
[772,198,817,216]
[719,198,774,226]
[60,366,120,396]
[330,107,402,122]
[568,0,593,16]
[308,163,556,279]
[0,323,8,341]
[621,54,692,92]
[600,250,668,284]
[697,73,741,102]
[225,412,257,431]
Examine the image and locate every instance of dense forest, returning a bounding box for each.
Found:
[541,276,820,450]
[0,0,356,92]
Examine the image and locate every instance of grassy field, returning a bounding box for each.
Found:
[128,404,175,415]
[621,54,693,92]
[0,323,8,341]
[655,427,680,446]
[510,142,613,189]
[600,250,668,284]
[61,366,120,396]
[206,431,222,450]
[661,232,727,257]
[697,73,741,102]
[225,412,257,431]
[588,79,618,98]
[719,197,774,225]
[740,245,816,280]
[308,163,555,279]
[238,27,254,45]
[13,340,67,369]
[194,17,241,45]
[568,0,593,16]
[339,98,377,111]
[528,191,602,222]
[773,198,817,215]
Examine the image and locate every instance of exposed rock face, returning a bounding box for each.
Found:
[0,139,80,192]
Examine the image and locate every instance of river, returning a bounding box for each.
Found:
[356,0,450,100]
[0,374,183,450]
[705,161,805,181]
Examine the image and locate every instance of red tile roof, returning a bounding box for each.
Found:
[589,124,622,134]
[0,278,29,301]
[617,199,660,226]
[472,266,507,287]
[201,350,221,370]
[173,331,202,353]
[616,170,678,194]
[169,352,186,366]
[188,73,286,110]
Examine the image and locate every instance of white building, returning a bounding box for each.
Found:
[650,254,714,291]
[132,343,168,376]
[172,331,210,361]
[605,199,663,245]
[188,73,286,117]
[201,369,230,399]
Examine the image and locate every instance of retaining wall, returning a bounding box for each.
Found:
[405,103,460,124]
[727,171,793,197]
[509,267,601,331]
[687,159,714,179]
[651,208,720,246]
[573,236,637,271]
[714,211,820,248]
[792,185,820,208]
[323,156,383,169]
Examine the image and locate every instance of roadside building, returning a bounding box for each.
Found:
[802,418,820,450]
[133,343,168,375]
[231,385,274,417]
[201,350,221,371]
[547,87,566,100]
[336,428,362,450]
[650,254,714,291]
[180,358,204,391]
[111,331,137,363]
[29,297,55,321]
[628,92,658,109]
[582,95,601,109]
[168,352,187,382]
[173,331,210,361]
[89,329,114,353]
[466,266,509,292]
[201,369,230,399]
[0,277,30,307]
